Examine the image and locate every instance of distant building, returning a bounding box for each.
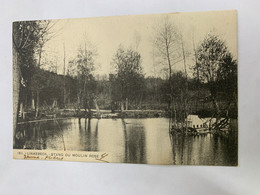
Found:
[186,115,217,129]
[186,115,204,128]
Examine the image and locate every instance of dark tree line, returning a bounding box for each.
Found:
[13,20,55,146]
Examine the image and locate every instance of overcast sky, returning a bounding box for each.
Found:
[42,10,237,78]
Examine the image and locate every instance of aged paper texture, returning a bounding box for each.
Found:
[13,10,238,165]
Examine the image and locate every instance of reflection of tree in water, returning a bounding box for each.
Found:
[14,123,27,149]
[122,119,147,164]
[15,122,47,150]
[78,118,99,151]
[213,130,238,165]
[170,134,192,165]
[169,130,238,165]
[15,118,101,151]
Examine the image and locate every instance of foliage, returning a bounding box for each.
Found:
[195,34,237,119]
[111,47,145,109]
[197,35,229,82]
[14,22,237,122]
[13,20,54,86]
[68,42,97,110]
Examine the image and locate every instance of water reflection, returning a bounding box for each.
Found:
[15,118,237,165]
[170,130,238,166]
[122,119,146,164]
[75,118,99,151]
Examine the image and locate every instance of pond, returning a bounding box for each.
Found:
[15,118,238,165]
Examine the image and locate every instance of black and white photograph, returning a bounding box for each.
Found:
[13,10,238,165]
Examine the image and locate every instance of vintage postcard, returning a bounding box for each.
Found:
[13,10,238,165]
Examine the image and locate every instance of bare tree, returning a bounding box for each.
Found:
[152,17,183,127]
[133,31,141,51]
[36,20,57,67]
[153,17,181,80]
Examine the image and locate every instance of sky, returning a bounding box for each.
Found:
[41,10,237,78]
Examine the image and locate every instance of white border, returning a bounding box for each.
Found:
[1,0,260,194]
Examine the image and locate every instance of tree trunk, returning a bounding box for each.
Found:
[173,99,177,125]
[184,98,188,130]
[63,42,66,108]
[181,37,189,131]
[20,102,24,119]
[38,46,42,67]
[13,47,20,147]
[82,76,87,111]
[52,99,57,108]
[139,94,143,110]
[121,101,124,111]
[31,92,35,110]
[77,95,81,110]
[67,86,71,107]
[192,34,200,112]
[125,98,128,110]
[36,90,40,118]
[166,44,172,80]
[212,97,220,125]
[94,99,100,117]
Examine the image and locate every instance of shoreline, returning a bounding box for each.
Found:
[17,109,168,124]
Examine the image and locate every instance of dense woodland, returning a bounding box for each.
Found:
[13,18,237,141]
[17,68,237,117]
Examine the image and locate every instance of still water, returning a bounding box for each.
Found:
[16,118,238,165]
